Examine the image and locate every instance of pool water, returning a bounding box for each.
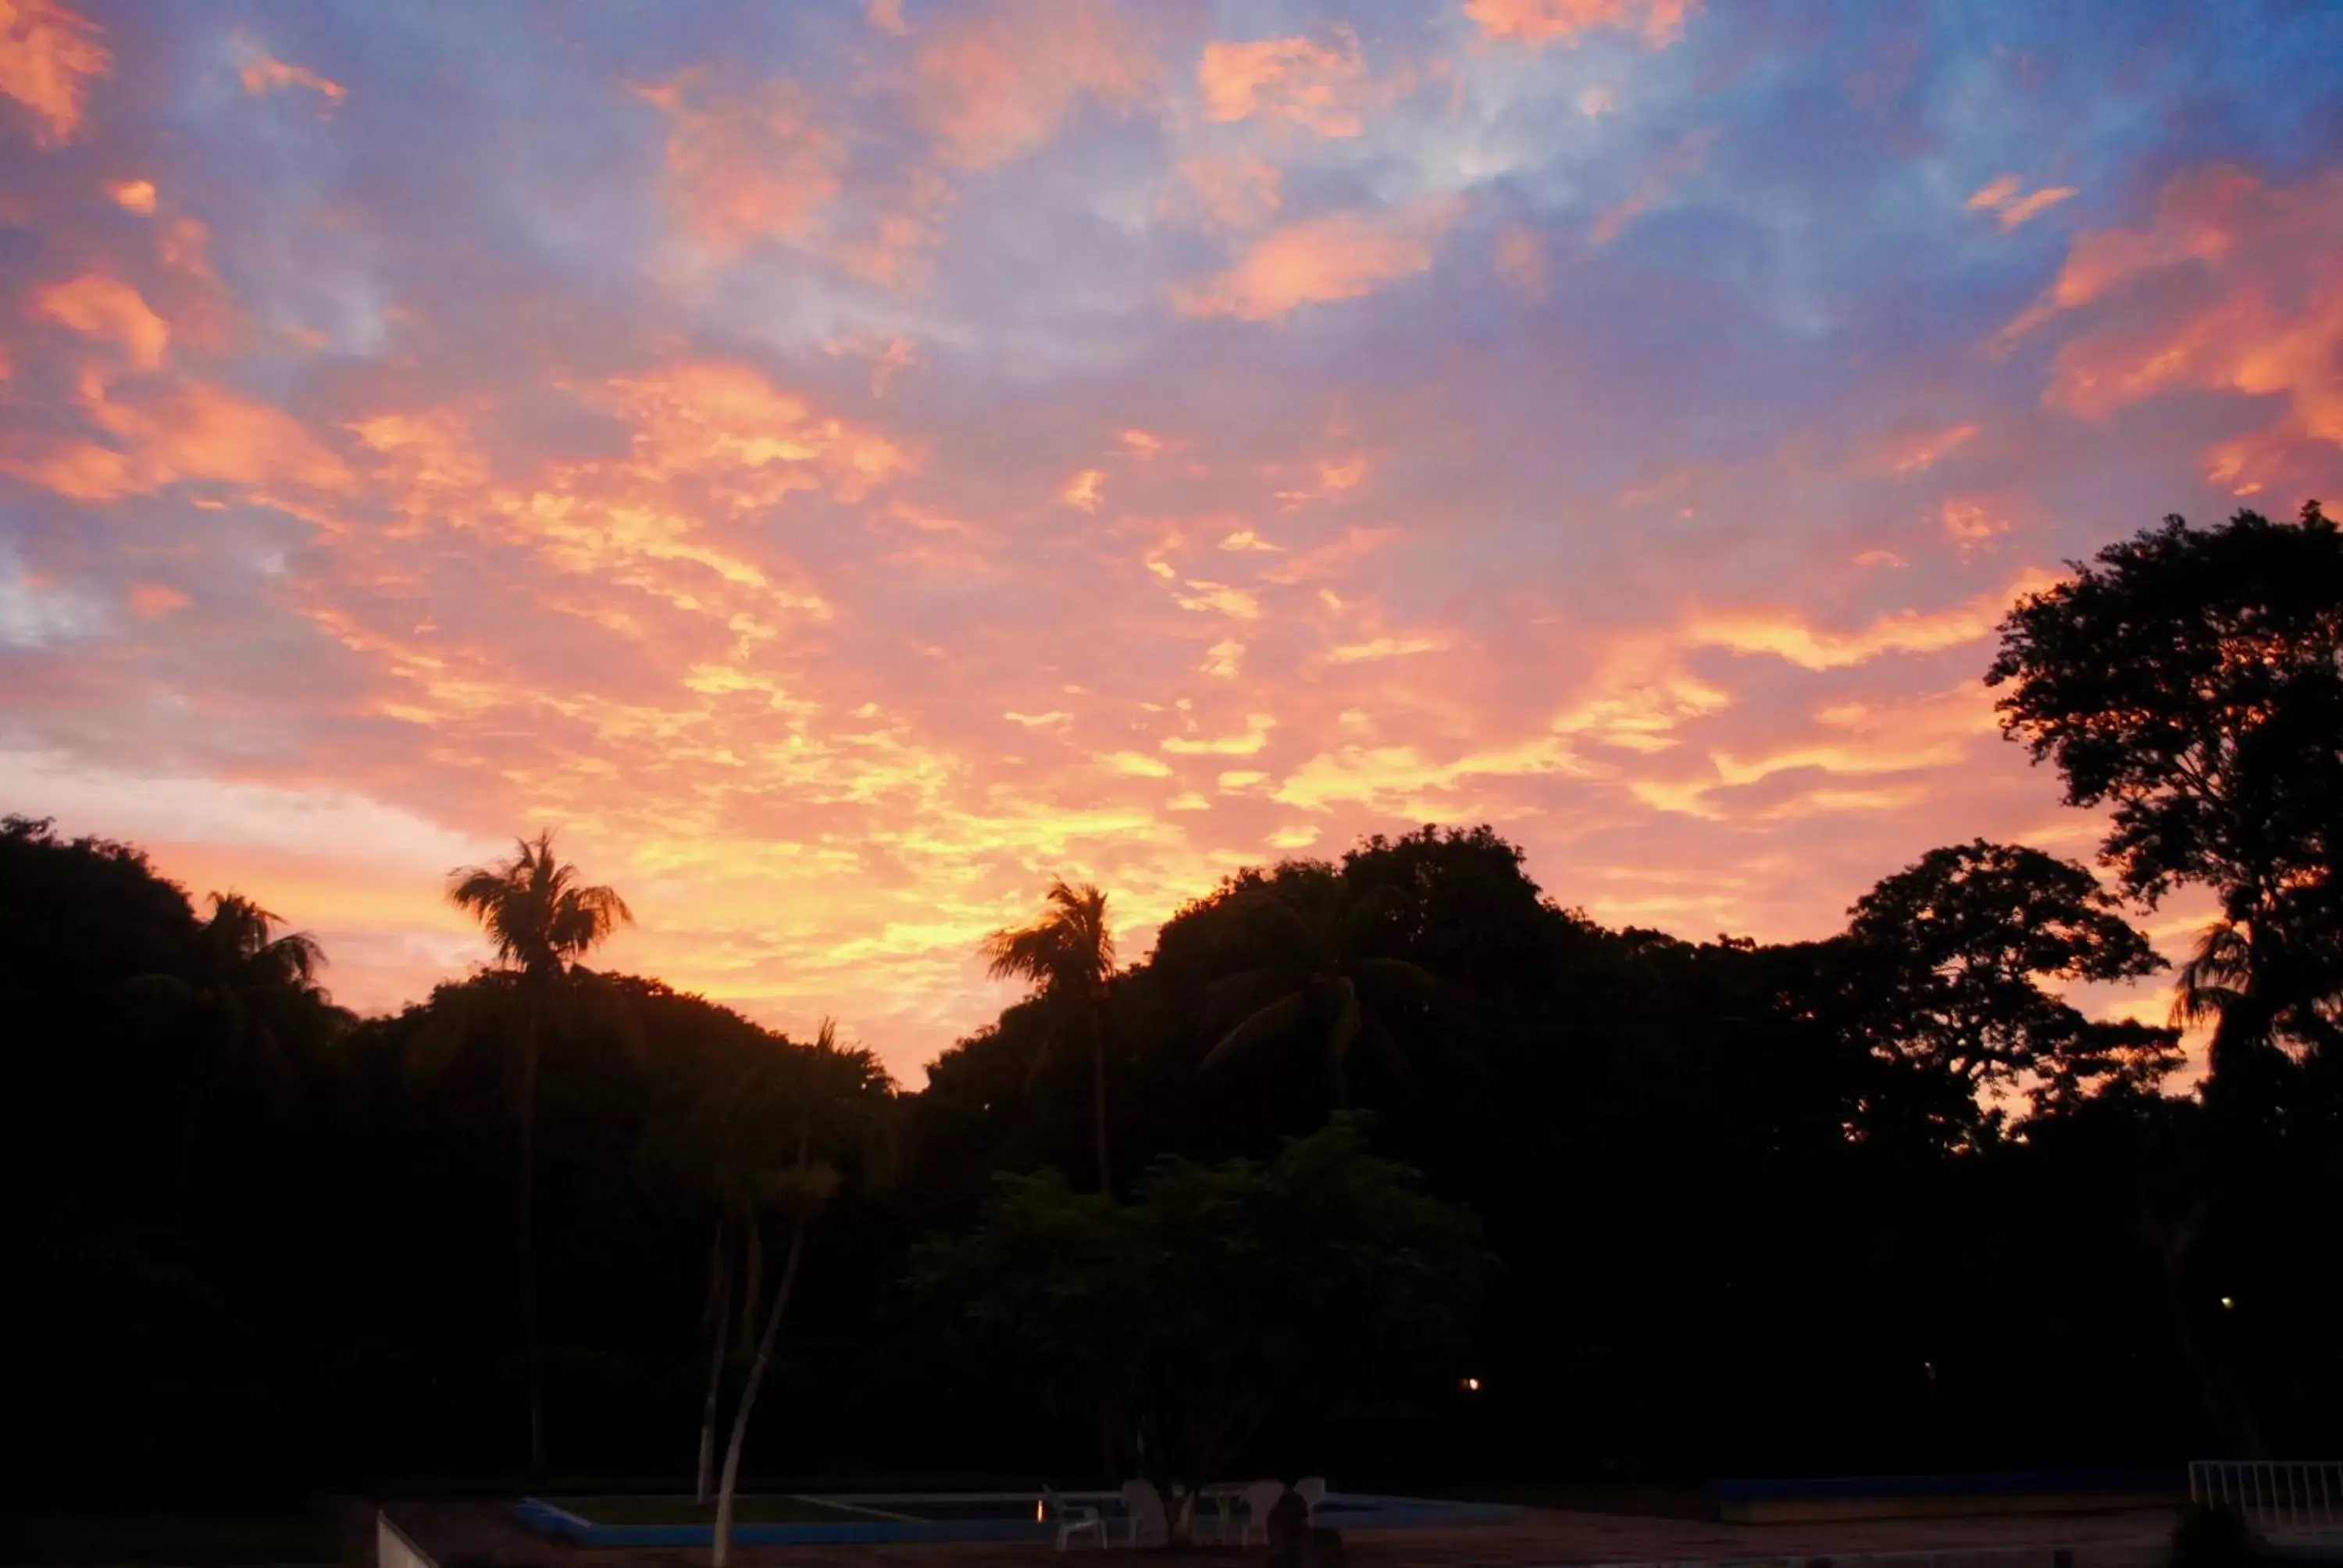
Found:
[519,1490,1517,1546]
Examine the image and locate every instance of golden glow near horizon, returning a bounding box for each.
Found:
[2,1,2337,1078]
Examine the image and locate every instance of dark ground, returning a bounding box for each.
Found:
[379,1498,2179,1568]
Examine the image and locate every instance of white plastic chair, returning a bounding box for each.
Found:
[1239,1480,1288,1547]
[1045,1486,1104,1552]
[1296,1476,1329,1520]
[1121,1480,1169,1547]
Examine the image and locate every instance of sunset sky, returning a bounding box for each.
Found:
[4,0,2340,1079]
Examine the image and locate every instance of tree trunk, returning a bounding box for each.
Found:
[694,1217,732,1504]
[518,1003,544,1481]
[1089,1002,1111,1196]
[712,1216,808,1568]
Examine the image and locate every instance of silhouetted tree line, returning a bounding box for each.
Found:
[2,506,2337,1509]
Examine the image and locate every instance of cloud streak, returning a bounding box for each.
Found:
[2,0,2338,1077]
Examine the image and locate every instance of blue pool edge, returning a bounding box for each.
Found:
[515,1492,1521,1546]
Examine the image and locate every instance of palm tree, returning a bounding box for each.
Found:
[446,830,632,1480]
[710,1022,892,1568]
[981,878,1116,1192]
[135,894,340,1192]
[2175,918,2265,1064]
[1200,870,1434,1110]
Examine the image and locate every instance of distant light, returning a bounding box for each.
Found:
[2220,1295,2236,1310]
[1036,1499,1046,1523]
[1462,1376,1482,1392]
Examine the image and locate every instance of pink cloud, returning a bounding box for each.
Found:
[1465,0,1697,51]
[1199,27,1371,137]
[1967,173,2076,232]
[34,273,168,369]
[1590,130,1712,247]
[0,0,108,146]
[912,0,1156,169]
[2006,164,2343,489]
[1493,222,1549,300]
[8,379,353,501]
[1175,198,1464,321]
[1166,153,1283,232]
[238,48,345,104]
[638,71,842,256]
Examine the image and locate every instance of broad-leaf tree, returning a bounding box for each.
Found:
[1988,504,2343,1081]
[446,830,632,1477]
[981,878,1117,1192]
[1837,840,2179,1143]
[911,1117,1491,1543]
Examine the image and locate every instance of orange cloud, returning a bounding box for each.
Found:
[1878,422,1978,476]
[128,583,189,618]
[1940,498,2011,551]
[107,178,155,214]
[1326,635,1444,663]
[639,72,841,257]
[34,273,168,369]
[1198,27,1369,137]
[8,380,353,501]
[1175,197,1462,321]
[1967,173,2075,232]
[1168,152,1282,232]
[913,0,1154,169]
[1494,221,1548,300]
[239,51,345,103]
[865,0,907,35]
[607,361,910,507]
[0,0,108,145]
[1684,571,2055,670]
[2006,164,2343,479]
[1466,0,1696,50]
[1063,468,1105,511]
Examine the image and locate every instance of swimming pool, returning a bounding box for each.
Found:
[517,1490,1518,1547]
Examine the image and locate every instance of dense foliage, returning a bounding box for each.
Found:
[4,507,2340,1506]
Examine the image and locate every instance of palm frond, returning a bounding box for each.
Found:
[1325,976,1362,1063]
[1202,992,1308,1070]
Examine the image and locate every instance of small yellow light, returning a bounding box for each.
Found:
[1462,1376,1482,1392]
[1036,1499,1047,1522]
[2220,1295,2236,1310]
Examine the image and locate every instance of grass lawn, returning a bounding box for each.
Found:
[0,1512,345,1565]
[544,1495,872,1525]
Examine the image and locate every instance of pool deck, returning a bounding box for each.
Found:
[384,1497,2177,1568]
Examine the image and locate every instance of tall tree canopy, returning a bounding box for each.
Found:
[1988,504,2343,1075]
[1835,840,2179,1144]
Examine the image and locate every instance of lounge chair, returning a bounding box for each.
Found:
[1296,1476,1329,1519]
[1045,1486,1104,1551]
[1239,1480,1288,1547]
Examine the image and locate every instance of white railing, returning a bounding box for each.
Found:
[2188,1460,2343,1534]
[378,1511,438,1568]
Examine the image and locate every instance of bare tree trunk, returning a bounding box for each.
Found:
[712,1216,808,1568]
[694,1217,732,1504]
[1089,1003,1111,1196]
[518,1004,544,1481]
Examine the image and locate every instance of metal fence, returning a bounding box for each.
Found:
[2188,1461,2343,1535]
